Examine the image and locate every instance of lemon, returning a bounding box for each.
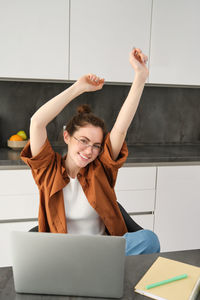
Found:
[17,130,27,140]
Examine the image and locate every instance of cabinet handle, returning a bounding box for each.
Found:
[0,218,38,224]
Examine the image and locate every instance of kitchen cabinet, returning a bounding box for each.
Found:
[149,0,200,85]
[0,221,38,267]
[115,166,156,230]
[1,0,199,85]
[69,0,152,83]
[154,165,200,252]
[0,170,39,219]
[0,0,69,80]
[0,169,39,267]
[2,164,200,265]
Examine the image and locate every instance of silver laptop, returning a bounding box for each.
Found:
[10,231,126,298]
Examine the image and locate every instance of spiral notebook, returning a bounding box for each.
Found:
[134,256,200,300]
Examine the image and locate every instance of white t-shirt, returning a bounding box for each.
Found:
[63,176,105,235]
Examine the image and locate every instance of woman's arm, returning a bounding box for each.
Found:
[110,48,149,160]
[30,74,104,157]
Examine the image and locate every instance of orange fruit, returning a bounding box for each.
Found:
[9,134,23,141]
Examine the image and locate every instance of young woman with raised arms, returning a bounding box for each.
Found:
[21,48,160,255]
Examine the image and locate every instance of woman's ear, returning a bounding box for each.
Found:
[63,130,71,144]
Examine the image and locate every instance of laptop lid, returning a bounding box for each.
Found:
[10,231,125,298]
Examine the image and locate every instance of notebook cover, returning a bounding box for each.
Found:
[134,256,200,300]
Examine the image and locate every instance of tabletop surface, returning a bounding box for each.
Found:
[1,249,200,300]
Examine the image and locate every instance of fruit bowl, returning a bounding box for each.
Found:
[7,140,28,150]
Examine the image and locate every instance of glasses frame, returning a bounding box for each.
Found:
[73,136,103,155]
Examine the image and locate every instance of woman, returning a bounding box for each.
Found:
[21,48,160,255]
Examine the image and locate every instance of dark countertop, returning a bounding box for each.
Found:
[1,144,200,169]
[1,249,200,300]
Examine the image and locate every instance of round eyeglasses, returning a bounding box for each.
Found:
[73,136,103,155]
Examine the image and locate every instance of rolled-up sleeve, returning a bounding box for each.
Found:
[20,139,56,189]
[100,133,128,168]
[98,133,128,187]
[21,139,55,170]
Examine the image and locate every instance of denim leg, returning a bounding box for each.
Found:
[123,229,160,256]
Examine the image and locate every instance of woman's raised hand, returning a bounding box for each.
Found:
[129,48,149,80]
[76,74,105,93]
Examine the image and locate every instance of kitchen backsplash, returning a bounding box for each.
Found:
[0,80,200,148]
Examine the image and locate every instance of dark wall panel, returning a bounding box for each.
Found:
[0,80,200,148]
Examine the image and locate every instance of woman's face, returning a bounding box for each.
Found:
[64,124,103,169]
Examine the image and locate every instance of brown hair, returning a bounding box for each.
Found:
[65,104,107,138]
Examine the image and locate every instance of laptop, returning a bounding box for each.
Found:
[10,231,126,298]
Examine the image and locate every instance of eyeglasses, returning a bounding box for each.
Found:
[73,136,103,155]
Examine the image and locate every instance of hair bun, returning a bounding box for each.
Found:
[77,104,92,115]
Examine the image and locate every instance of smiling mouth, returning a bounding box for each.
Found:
[79,153,91,160]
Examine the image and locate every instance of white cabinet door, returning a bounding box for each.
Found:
[154,166,200,252]
[131,214,154,231]
[0,0,69,80]
[149,0,200,85]
[116,167,156,231]
[70,0,152,83]
[116,167,156,190]
[0,194,38,220]
[0,169,39,267]
[116,190,155,213]
[0,170,39,220]
[116,167,156,213]
[0,221,38,267]
[0,170,38,195]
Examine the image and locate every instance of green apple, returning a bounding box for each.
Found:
[17,130,27,140]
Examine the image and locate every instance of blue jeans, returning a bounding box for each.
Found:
[123,229,160,256]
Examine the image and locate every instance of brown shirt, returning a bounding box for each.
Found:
[21,133,128,236]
